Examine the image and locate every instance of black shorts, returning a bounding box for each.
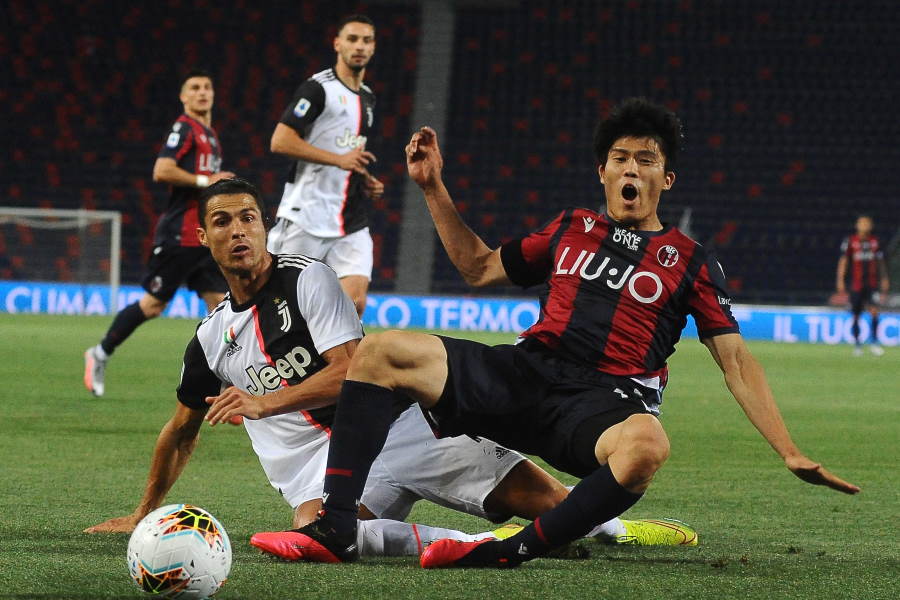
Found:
[141,245,227,302]
[849,289,876,314]
[426,336,661,478]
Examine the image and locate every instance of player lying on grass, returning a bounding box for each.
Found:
[274,99,859,568]
[84,177,698,558]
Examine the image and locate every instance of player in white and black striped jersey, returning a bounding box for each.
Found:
[84,178,689,556]
[268,14,383,317]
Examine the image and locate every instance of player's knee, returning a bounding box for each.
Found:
[139,299,165,319]
[617,417,669,482]
[350,331,406,380]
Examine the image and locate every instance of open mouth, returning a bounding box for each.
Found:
[622,184,638,201]
[232,244,250,255]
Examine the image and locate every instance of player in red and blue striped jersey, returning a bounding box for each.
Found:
[836,215,890,355]
[287,98,859,568]
[84,69,236,397]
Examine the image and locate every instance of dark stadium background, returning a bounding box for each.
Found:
[2,0,897,305]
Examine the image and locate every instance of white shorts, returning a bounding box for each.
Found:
[267,219,373,280]
[261,405,526,522]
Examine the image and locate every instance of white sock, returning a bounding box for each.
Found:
[356,519,491,557]
[586,517,626,540]
[93,344,109,361]
[566,485,626,540]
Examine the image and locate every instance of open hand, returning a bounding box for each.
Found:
[83,513,142,534]
[785,454,860,495]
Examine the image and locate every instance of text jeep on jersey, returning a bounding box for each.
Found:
[245,345,314,395]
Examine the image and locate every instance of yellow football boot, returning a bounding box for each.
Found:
[616,519,698,546]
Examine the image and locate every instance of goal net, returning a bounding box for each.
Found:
[0,207,121,314]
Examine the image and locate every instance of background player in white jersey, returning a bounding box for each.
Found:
[84,178,695,556]
[268,14,383,317]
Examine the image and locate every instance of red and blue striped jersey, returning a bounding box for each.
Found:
[155,113,224,247]
[500,209,739,380]
[840,234,883,292]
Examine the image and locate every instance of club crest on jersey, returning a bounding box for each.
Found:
[336,128,367,149]
[223,326,243,357]
[276,299,292,332]
[555,246,664,304]
[657,245,679,267]
[612,227,641,251]
[245,345,314,395]
[583,216,596,233]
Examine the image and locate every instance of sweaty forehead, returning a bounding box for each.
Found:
[610,136,663,155]
[207,194,258,215]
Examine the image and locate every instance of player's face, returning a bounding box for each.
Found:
[198,194,268,276]
[180,76,214,116]
[855,216,873,236]
[599,136,675,229]
[334,22,375,72]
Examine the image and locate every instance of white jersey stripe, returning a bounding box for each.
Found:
[278,258,314,269]
[277,255,315,269]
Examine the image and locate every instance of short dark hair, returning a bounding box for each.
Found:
[180,68,213,89]
[593,98,683,171]
[198,178,267,228]
[336,14,375,34]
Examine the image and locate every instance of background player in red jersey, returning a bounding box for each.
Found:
[283,98,859,568]
[83,69,236,397]
[836,215,890,355]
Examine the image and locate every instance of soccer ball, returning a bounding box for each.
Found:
[127,504,232,599]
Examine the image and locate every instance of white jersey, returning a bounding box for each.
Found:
[177,255,527,517]
[177,254,363,493]
[276,68,376,237]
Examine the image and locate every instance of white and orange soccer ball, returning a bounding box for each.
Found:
[127,504,231,599]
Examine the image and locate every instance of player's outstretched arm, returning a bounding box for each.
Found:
[406,127,510,287]
[204,339,359,425]
[83,403,206,533]
[702,333,860,495]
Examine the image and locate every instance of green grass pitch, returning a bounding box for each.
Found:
[0,313,896,599]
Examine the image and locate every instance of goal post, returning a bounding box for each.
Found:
[0,207,122,314]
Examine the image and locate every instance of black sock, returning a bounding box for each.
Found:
[320,380,396,533]
[100,302,149,355]
[467,464,643,566]
[851,315,861,344]
[871,315,879,342]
